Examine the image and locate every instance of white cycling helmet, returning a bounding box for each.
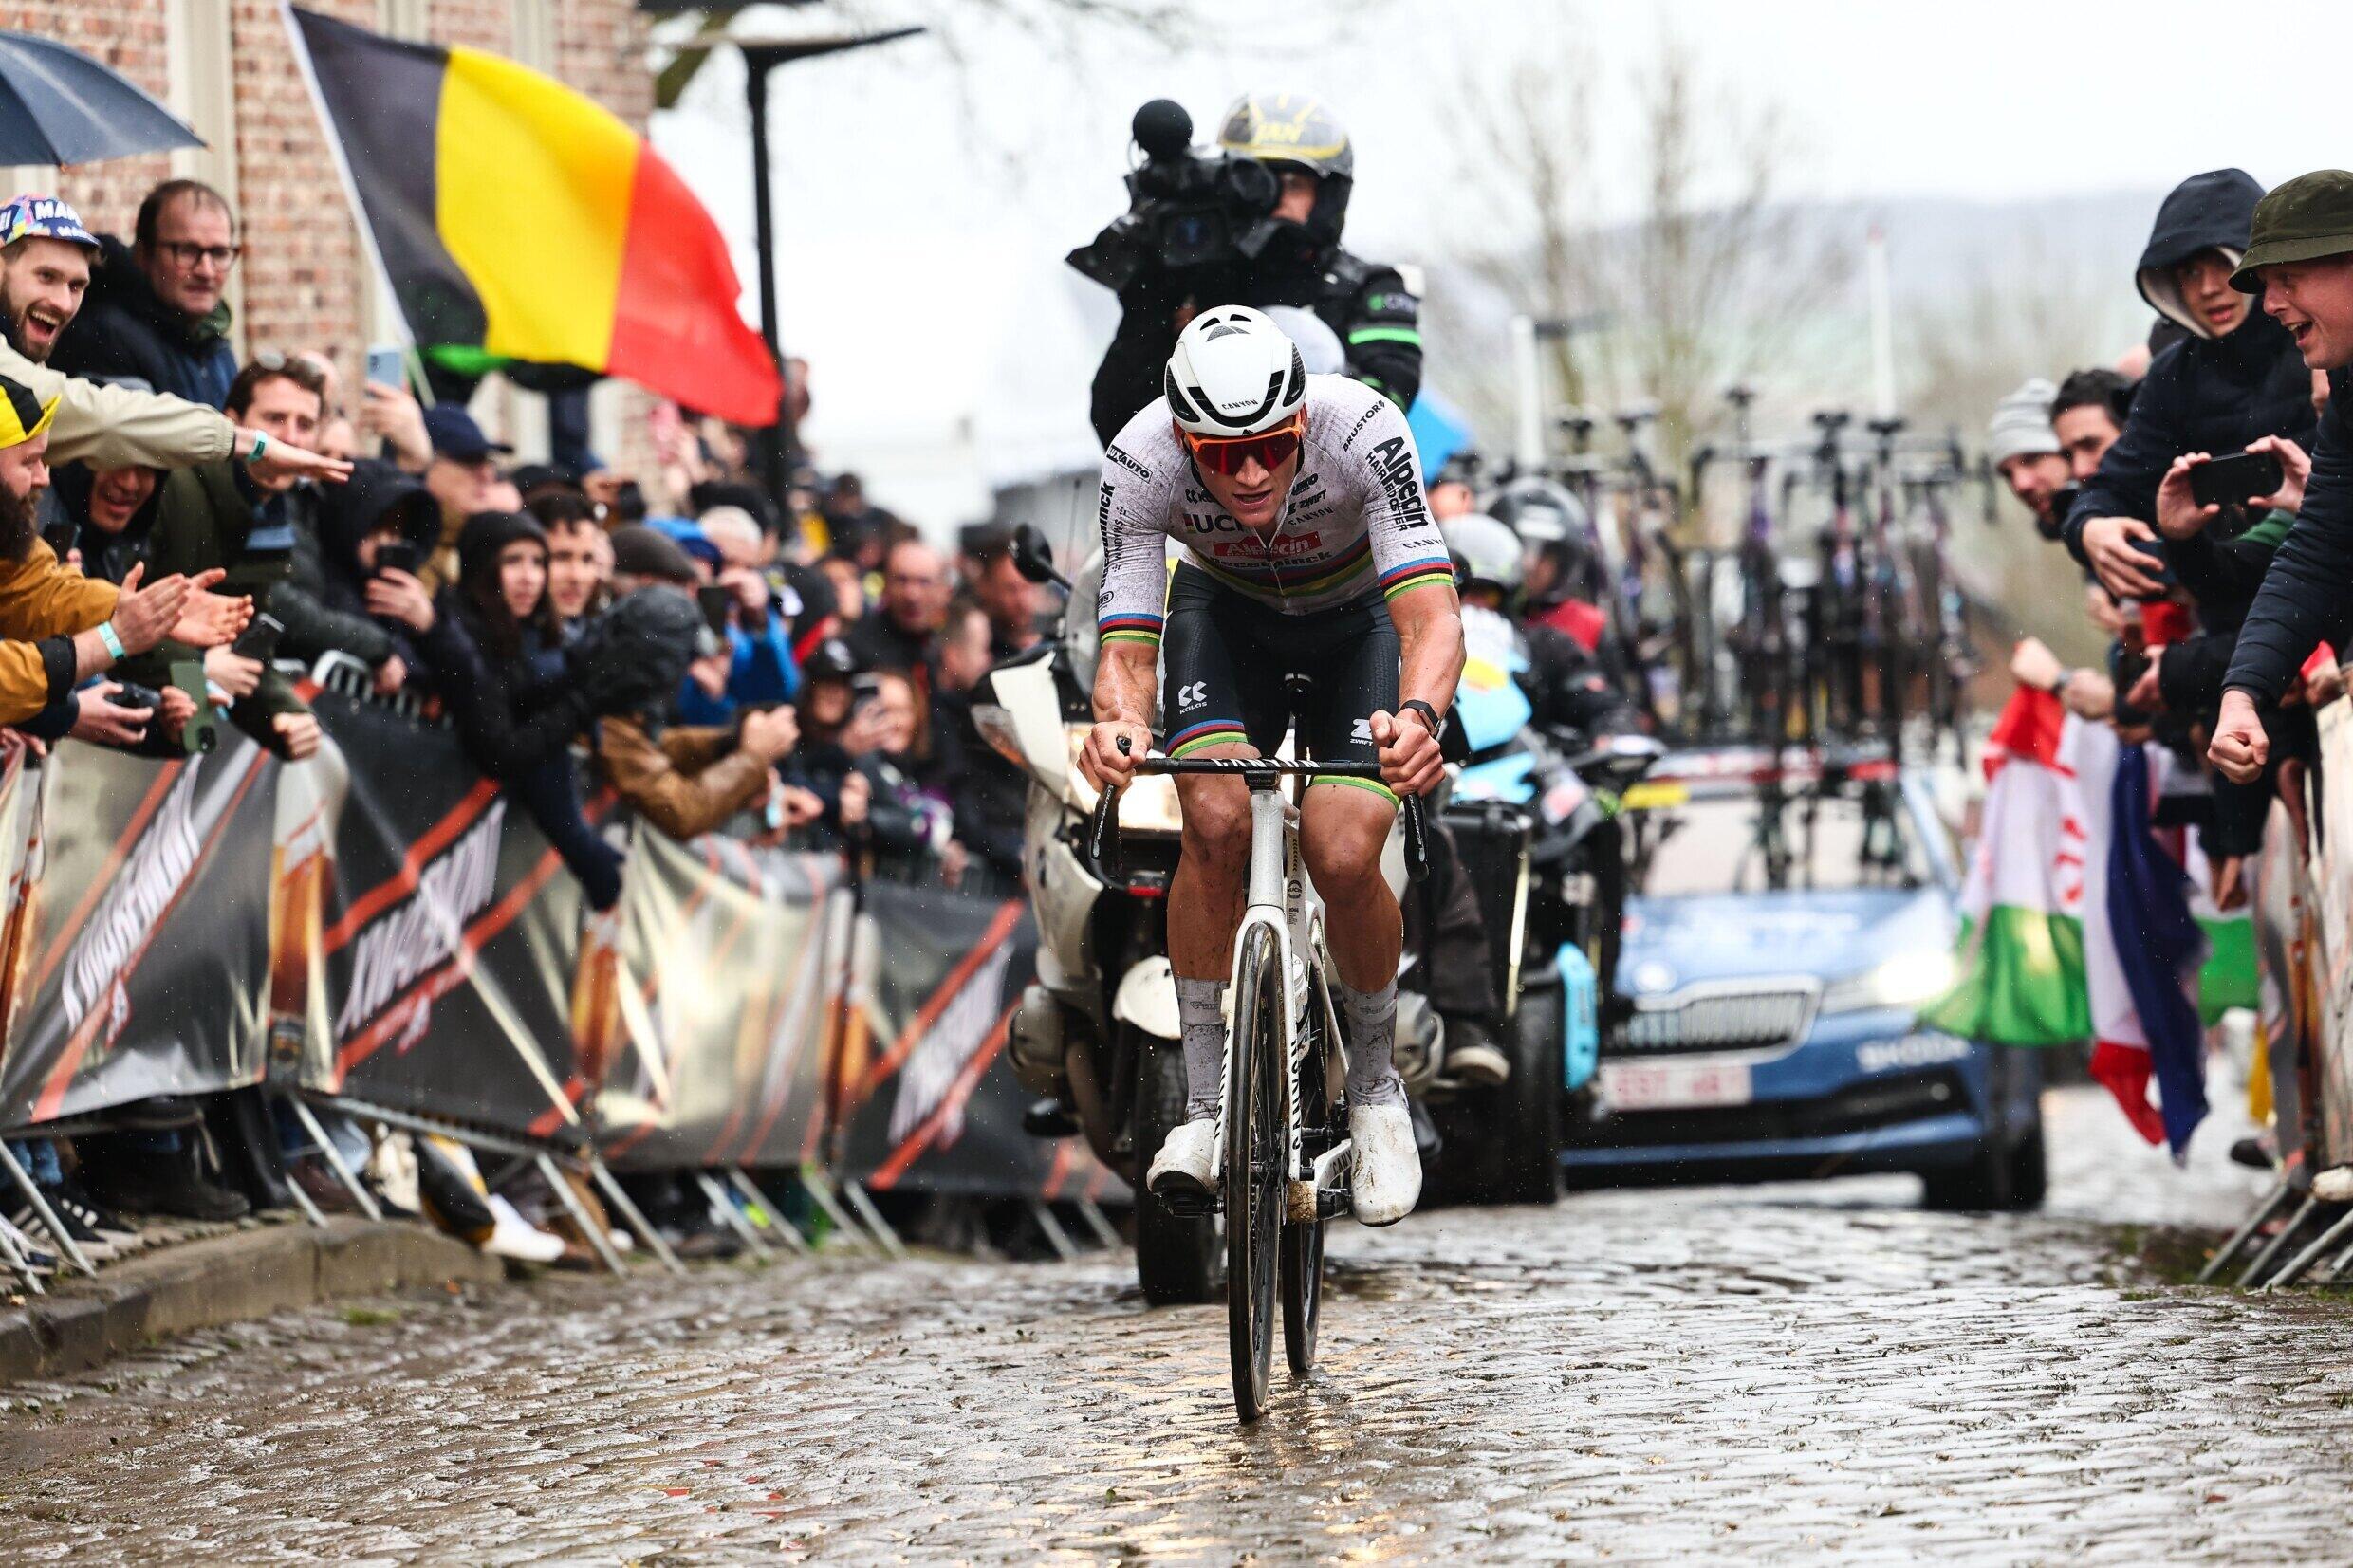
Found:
[1442,512,1525,595]
[1164,304,1307,438]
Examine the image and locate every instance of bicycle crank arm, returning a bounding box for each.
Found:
[1289,1140,1353,1223]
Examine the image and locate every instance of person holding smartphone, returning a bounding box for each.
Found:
[274,455,441,695]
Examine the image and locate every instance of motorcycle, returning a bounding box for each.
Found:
[973,525,1438,1302]
[1422,604,1662,1203]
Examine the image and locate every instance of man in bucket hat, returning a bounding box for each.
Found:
[2211,171,2353,782]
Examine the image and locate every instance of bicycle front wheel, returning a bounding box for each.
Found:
[1281,965,1336,1376]
[1226,923,1283,1423]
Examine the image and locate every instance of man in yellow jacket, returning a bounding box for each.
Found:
[0,372,250,727]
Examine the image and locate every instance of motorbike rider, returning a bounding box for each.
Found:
[1080,306,1463,1226]
[1488,477,1640,709]
[1086,94,1422,448]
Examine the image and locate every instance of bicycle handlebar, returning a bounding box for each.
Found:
[1085,751,1429,885]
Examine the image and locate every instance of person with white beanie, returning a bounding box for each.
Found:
[1987,376,2070,527]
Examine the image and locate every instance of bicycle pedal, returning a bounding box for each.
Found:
[1315,1188,1353,1221]
[1158,1186,1222,1219]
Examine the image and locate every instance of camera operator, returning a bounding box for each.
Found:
[1084,94,1420,446]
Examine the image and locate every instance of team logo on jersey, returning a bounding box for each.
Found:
[1177,681,1209,710]
[1351,717,1375,743]
[1342,402,1382,451]
[1105,443,1152,481]
[1366,435,1430,526]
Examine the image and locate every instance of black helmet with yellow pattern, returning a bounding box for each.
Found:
[1216,93,1353,249]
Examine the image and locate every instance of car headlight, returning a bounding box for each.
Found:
[1820,949,1957,1014]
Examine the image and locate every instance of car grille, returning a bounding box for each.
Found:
[1616,983,1818,1056]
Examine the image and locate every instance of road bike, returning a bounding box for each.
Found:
[1089,746,1427,1422]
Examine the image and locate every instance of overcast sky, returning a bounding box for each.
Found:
[649,0,2353,511]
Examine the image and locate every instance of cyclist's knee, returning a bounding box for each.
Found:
[1301,791,1394,896]
[1177,780,1251,866]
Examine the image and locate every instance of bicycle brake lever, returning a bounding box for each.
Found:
[1088,736,1129,879]
[1400,794,1430,884]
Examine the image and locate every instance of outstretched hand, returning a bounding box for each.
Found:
[171,570,253,650]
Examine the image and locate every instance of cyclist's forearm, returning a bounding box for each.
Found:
[1093,641,1158,729]
[1392,588,1465,716]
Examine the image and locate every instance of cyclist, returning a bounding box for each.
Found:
[1444,511,1636,737]
[1080,305,1463,1226]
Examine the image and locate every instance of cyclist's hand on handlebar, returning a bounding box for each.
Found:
[1371,709,1445,797]
[1080,720,1152,791]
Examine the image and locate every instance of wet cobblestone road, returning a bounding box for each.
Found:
[8,1087,2353,1565]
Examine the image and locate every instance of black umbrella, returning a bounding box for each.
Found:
[0,32,201,166]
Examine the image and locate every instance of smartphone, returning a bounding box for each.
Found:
[2190,451,2285,509]
[849,672,882,712]
[2125,535,2177,601]
[695,583,733,636]
[232,611,285,664]
[110,681,159,712]
[374,541,421,579]
[169,660,217,755]
[364,343,406,392]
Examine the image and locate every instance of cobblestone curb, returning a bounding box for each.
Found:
[0,1218,501,1384]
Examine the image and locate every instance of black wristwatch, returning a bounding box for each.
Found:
[1399,698,1446,739]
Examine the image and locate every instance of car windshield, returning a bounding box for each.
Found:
[1630,784,1931,896]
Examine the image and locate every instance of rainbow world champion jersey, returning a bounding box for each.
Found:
[1094,373,1454,649]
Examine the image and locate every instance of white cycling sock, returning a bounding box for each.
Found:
[1176,977,1226,1123]
[1338,977,1405,1107]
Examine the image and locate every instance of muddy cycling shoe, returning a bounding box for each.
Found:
[1348,1098,1421,1226]
[1146,1118,1219,1201]
[1445,1016,1510,1088]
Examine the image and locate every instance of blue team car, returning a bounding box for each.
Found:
[1559,747,2047,1210]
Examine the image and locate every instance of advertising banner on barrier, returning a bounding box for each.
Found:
[301,687,587,1139]
[0,737,278,1126]
[595,828,842,1171]
[833,881,1124,1202]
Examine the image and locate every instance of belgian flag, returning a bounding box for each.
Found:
[286,6,780,427]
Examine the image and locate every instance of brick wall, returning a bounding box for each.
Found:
[0,0,658,470]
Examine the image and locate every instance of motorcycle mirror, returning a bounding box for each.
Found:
[1011,522,1071,592]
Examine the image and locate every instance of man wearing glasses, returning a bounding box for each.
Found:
[53,180,241,407]
[1080,305,1465,1226]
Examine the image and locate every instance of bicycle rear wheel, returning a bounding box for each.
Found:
[1281,967,1335,1376]
[1226,923,1283,1423]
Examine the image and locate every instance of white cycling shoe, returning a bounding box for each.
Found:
[1348,1098,1421,1227]
[1147,1117,1219,1200]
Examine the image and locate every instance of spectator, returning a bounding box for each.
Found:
[418,403,510,589]
[1987,377,2069,531]
[818,553,865,623]
[120,356,329,760]
[51,179,238,407]
[2050,367,2136,483]
[959,524,1044,660]
[847,537,946,681]
[532,492,612,633]
[421,509,621,908]
[0,194,346,488]
[2065,169,2319,600]
[679,504,797,726]
[275,457,440,693]
[578,586,800,841]
[607,523,700,597]
[2213,170,2353,782]
[933,596,1026,889]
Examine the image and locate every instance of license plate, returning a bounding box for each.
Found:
[1599,1058,1753,1110]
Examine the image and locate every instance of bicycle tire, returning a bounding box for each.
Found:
[1281,967,1334,1375]
[1226,923,1283,1422]
[1131,1030,1219,1305]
